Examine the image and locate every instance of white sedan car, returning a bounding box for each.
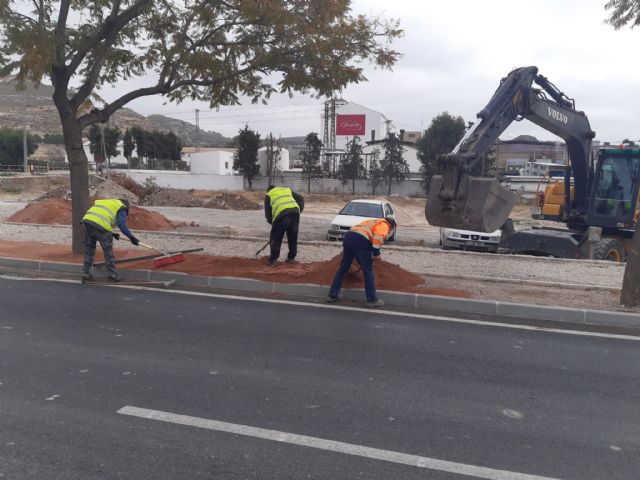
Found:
[439,227,501,252]
[327,199,396,242]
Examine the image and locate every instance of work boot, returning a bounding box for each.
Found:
[266,260,277,267]
[365,299,385,308]
[108,273,121,282]
[325,296,339,303]
[286,258,298,265]
[81,273,93,283]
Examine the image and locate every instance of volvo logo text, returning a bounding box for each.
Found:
[547,107,568,124]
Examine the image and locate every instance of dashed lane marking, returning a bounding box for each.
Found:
[118,405,562,480]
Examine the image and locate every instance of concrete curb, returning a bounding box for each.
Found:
[1,255,638,329]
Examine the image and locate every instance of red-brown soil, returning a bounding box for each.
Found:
[0,241,471,298]
[6,199,179,231]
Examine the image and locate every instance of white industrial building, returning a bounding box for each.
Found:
[322,99,394,151]
[186,149,235,175]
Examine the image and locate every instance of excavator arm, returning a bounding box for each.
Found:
[425,66,595,231]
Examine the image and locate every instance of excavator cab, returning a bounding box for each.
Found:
[586,148,640,230]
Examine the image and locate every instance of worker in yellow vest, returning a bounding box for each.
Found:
[326,217,396,307]
[264,185,305,266]
[81,198,139,282]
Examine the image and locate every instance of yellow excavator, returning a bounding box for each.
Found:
[425,66,640,261]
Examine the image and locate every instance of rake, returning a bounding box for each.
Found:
[138,242,186,268]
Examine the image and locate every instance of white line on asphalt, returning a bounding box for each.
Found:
[5,276,640,342]
[118,405,561,480]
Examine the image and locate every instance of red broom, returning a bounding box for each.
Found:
[138,242,186,268]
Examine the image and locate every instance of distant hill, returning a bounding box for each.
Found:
[146,114,230,147]
[0,78,230,147]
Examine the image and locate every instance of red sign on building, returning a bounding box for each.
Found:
[336,114,366,136]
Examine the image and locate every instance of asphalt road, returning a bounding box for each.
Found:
[1,278,639,479]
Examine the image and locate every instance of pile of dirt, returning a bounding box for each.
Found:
[6,199,179,231]
[90,178,139,203]
[36,185,72,201]
[143,189,204,207]
[127,253,471,297]
[204,192,261,210]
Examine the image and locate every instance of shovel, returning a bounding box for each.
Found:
[255,239,270,257]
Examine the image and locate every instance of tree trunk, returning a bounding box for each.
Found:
[61,118,91,254]
[387,180,392,196]
[307,176,311,194]
[620,219,640,306]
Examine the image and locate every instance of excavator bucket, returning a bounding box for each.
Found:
[425,176,518,232]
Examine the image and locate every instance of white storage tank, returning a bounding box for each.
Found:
[257,147,290,175]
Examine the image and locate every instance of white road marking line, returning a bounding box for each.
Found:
[5,276,640,342]
[118,405,561,480]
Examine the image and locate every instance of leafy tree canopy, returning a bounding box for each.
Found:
[0,127,38,166]
[417,111,466,182]
[605,0,640,29]
[233,125,261,189]
[0,0,401,252]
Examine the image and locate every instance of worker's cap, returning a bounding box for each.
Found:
[119,198,130,212]
[384,217,396,230]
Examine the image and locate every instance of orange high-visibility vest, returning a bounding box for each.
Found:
[350,219,391,251]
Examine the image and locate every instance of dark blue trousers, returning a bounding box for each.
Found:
[329,245,377,302]
[82,222,117,277]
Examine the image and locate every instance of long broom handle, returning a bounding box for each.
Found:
[138,242,170,256]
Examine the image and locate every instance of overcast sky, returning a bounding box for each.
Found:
[112,0,639,143]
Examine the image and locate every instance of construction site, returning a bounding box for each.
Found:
[0,173,630,313]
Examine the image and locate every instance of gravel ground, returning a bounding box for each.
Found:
[0,200,634,313]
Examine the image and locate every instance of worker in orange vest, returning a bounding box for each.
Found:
[326,217,396,307]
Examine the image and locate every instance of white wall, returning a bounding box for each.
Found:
[188,150,234,175]
[362,144,422,174]
[125,170,244,190]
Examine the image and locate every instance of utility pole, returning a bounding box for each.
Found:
[23,90,28,174]
[195,109,200,152]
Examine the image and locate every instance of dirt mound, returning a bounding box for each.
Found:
[91,178,139,203]
[143,189,204,207]
[204,192,261,210]
[127,253,471,297]
[6,199,179,231]
[36,185,72,201]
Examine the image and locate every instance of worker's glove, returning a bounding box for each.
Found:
[112,233,120,241]
[130,236,140,246]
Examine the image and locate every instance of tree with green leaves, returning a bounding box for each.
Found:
[86,124,120,171]
[234,125,261,190]
[605,0,640,28]
[380,132,409,196]
[604,0,640,307]
[0,127,37,166]
[367,148,384,195]
[300,132,323,193]
[417,112,466,192]
[0,1,401,252]
[123,129,134,166]
[340,137,365,195]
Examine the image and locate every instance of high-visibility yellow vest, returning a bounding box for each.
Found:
[82,199,126,232]
[267,187,299,221]
[351,218,391,250]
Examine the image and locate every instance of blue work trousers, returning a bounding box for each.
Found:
[329,245,377,302]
